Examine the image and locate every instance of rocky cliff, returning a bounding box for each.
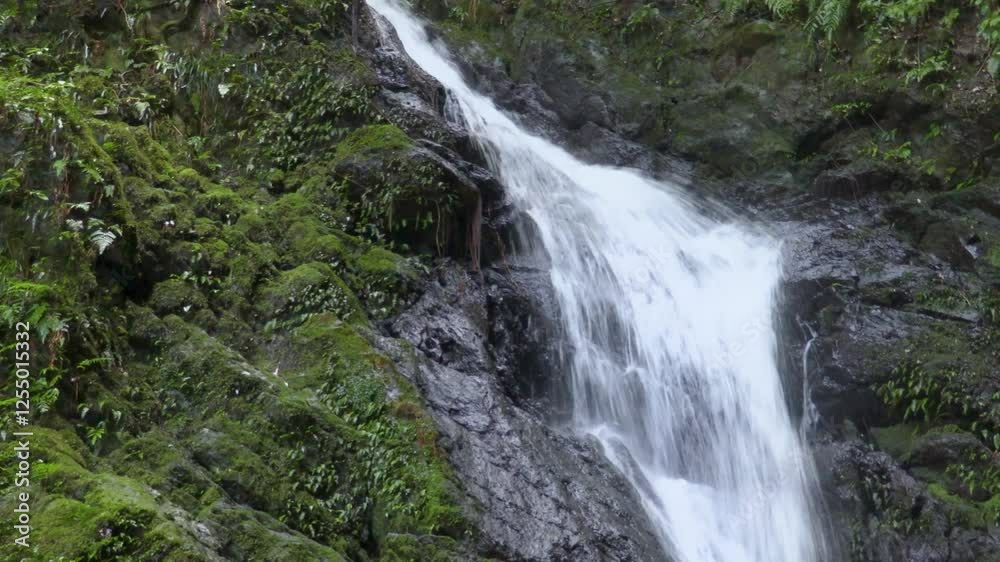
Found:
[415,0,1000,560]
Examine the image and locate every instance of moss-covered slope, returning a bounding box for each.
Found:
[0,1,474,559]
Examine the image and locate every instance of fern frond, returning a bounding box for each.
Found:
[764,0,797,18]
[721,0,800,20]
[89,229,117,255]
[806,0,852,42]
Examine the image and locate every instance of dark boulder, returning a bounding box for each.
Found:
[918,221,978,271]
[906,429,986,469]
[813,162,899,199]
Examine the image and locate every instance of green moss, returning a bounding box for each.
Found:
[263,192,319,235]
[150,317,270,413]
[175,167,219,193]
[193,185,247,222]
[381,533,462,561]
[871,423,920,460]
[105,431,213,512]
[988,245,1000,269]
[0,430,219,561]
[280,315,466,539]
[34,497,103,554]
[222,240,278,300]
[149,278,209,316]
[188,423,285,511]
[351,246,420,317]
[228,211,272,245]
[257,262,362,326]
[202,502,348,562]
[97,120,177,184]
[293,232,350,265]
[334,124,412,162]
[0,1,472,558]
[927,483,996,529]
[357,246,411,277]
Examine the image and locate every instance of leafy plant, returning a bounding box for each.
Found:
[623,3,661,37]
[904,50,950,84]
[806,0,852,43]
[832,100,872,120]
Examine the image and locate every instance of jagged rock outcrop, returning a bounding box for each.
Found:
[381,263,667,562]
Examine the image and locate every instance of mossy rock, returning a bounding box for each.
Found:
[0,430,220,561]
[194,185,249,223]
[283,219,351,266]
[106,430,214,512]
[149,278,209,316]
[256,262,362,327]
[334,124,413,163]
[871,423,920,460]
[274,314,386,392]
[927,483,998,530]
[189,426,285,512]
[201,502,348,562]
[670,85,795,177]
[154,316,272,408]
[0,0,474,559]
[351,246,421,317]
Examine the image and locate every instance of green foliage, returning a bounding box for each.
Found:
[876,363,996,430]
[84,507,155,561]
[973,0,1000,75]
[860,0,935,26]
[259,263,360,331]
[861,129,914,162]
[0,0,473,558]
[876,363,1000,524]
[904,50,950,85]
[240,48,377,171]
[718,0,999,79]
[805,0,852,42]
[316,346,465,536]
[623,3,661,37]
[723,0,798,19]
[947,453,1000,502]
[831,100,873,120]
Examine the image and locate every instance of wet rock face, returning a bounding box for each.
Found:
[358,11,668,560]
[775,195,1000,561]
[817,437,1000,562]
[383,263,667,562]
[812,163,900,199]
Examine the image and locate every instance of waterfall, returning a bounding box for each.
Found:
[367,2,829,560]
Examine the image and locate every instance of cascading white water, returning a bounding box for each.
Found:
[368,2,829,560]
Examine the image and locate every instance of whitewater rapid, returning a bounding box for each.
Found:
[367,2,830,560]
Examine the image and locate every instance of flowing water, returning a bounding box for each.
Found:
[368,2,829,560]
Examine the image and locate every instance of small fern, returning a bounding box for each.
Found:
[806,0,852,43]
[765,0,798,18]
[89,229,117,255]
